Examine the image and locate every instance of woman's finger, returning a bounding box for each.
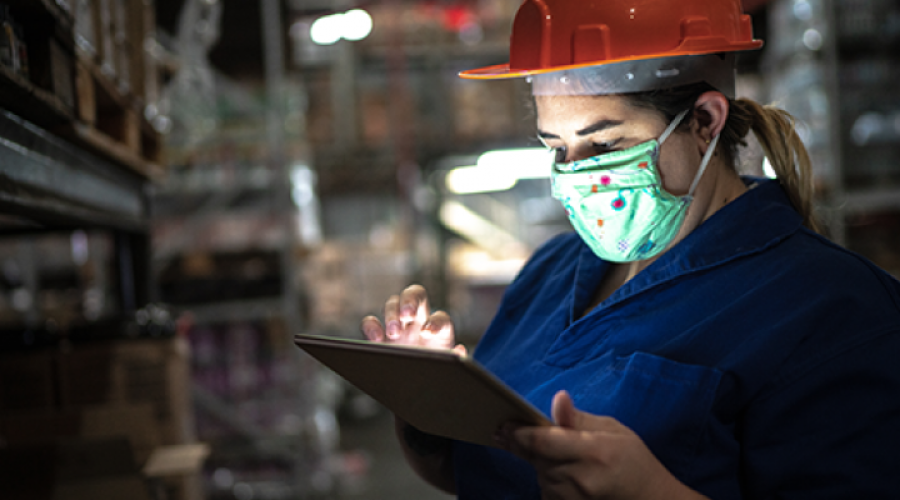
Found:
[399,284,430,327]
[509,425,614,463]
[421,310,455,349]
[551,391,624,433]
[360,315,385,342]
[383,295,402,340]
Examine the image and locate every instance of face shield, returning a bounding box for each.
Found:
[528,53,737,97]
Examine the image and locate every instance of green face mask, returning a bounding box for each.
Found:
[551,110,718,262]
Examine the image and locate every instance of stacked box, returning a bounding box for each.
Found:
[0,351,56,412]
[57,337,196,445]
[111,0,129,93]
[0,338,196,448]
[0,438,153,500]
[93,0,115,76]
[127,0,158,105]
[74,0,156,100]
[0,403,161,464]
[73,0,96,54]
[0,338,203,499]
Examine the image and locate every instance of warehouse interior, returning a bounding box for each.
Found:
[1,0,899,499]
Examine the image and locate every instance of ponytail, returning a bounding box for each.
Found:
[626,83,823,234]
[729,100,822,233]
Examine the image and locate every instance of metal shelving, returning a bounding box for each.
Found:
[766,0,900,273]
[0,108,147,229]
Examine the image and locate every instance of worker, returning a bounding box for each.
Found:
[361,0,900,498]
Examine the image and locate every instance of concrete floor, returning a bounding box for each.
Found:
[333,409,453,500]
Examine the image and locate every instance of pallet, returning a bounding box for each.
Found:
[1,0,164,180]
[60,53,164,179]
[0,0,76,125]
[0,57,72,127]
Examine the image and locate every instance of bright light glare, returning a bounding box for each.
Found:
[439,201,529,257]
[446,166,517,194]
[310,14,342,45]
[445,148,553,194]
[763,157,777,179]
[477,148,554,178]
[342,9,373,41]
[802,28,823,51]
[309,9,372,45]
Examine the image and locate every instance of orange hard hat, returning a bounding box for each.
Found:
[460,0,763,80]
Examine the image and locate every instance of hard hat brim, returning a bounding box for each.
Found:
[459,41,763,80]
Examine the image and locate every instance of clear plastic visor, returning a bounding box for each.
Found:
[529,53,737,98]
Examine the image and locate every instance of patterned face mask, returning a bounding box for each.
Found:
[551,109,718,262]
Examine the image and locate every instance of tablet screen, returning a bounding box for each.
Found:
[294,334,551,448]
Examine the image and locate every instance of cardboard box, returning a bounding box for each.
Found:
[0,351,56,411]
[57,337,196,445]
[0,430,208,500]
[143,443,209,477]
[0,339,202,498]
[0,403,161,465]
[74,0,97,55]
[144,444,209,500]
[0,437,153,500]
[93,0,115,77]
[127,0,158,105]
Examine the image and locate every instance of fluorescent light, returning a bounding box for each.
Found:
[310,14,342,45]
[439,201,529,257]
[445,165,517,194]
[444,148,552,195]
[309,9,373,45]
[342,9,373,41]
[476,148,553,178]
[448,243,527,284]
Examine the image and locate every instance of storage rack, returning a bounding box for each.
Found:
[0,1,205,499]
[147,0,333,496]
[0,0,161,330]
[766,0,900,275]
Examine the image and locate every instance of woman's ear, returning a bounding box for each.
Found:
[692,91,729,153]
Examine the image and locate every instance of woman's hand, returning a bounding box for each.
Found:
[361,284,462,494]
[360,284,466,354]
[496,391,709,500]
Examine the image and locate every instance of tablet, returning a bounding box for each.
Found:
[294,334,551,448]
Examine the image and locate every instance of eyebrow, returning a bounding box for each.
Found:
[537,119,624,140]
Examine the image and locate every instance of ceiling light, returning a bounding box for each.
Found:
[309,9,372,45]
[342,9,373,41]
[444,148,553,195]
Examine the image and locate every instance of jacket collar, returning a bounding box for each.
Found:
[578,177,804,311]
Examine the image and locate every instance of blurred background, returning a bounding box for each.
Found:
[0,0,898,499]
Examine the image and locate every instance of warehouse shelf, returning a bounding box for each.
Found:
[0,1,204,496]
[3,0,75,49]
[766,0,900,272]
[839,188,900,215]
[0,108,146,229]
[0,62,73,126]
[360,39,509,61]
[181,297,287,325]
[4,0,73,24]
[191,384,297,457]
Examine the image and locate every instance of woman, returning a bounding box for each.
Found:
[361,1,900,498]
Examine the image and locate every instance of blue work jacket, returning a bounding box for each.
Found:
[452,178,900,499]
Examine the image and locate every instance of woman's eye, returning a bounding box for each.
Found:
[592,141,619,154]
[554,147,567,163]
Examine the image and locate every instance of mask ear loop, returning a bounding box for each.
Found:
[686,133,720,198]
[656,108,719,200]
[658,109,690,145]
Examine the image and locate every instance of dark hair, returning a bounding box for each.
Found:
[624,82,821,233]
